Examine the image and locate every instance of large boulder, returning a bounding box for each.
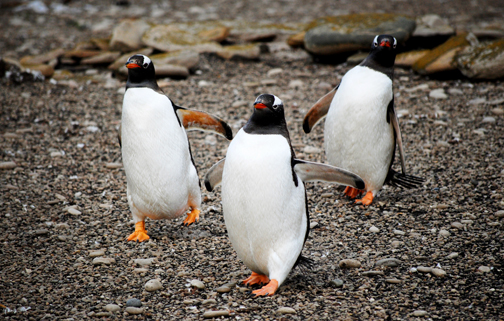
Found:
[303,14,416,55]
[455,39,504,79]
[110,19,152,52]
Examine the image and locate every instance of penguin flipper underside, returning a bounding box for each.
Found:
[293,159,365,190]
[387,98,406,174]
[303,85,338,134]
[204,158,225,192]
[175,107,233,140]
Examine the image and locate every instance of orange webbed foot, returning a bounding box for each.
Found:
[127,221,150,242]
[182,208,200,226]
[242,272,270,286]
[252,279,279,297]
[355,191,374,206]
[344,186,363,199]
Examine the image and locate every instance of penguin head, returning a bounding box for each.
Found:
[243,94,289,136]
[367,34,397,68]
[125,54,156,85]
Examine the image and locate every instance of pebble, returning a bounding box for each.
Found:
[67,207,81,215]
[145,279,163,292]
[413,310,428,317]
[126,298,142,307]
[35,229,49,235]
[446,252,459,259]
[451,222,464,229]
[0,161,17,169]
[134,258,155,266]
[410,267,418,273]
[417,266,432,273]
[89,250,105,258]
[216,285,231,293]
[391,240,403,247]
[94,312,111,317]
[133,268,148,273]
[376,258,401,267]
[385,278,402,284]
[303,145,322,154]
[329,279,344,288]
[203,310,229,318]
[431,268,446,277]
[310,221,319,229]
[429,88,448,99]
[190,279,205,289]
[105,162,122,169]
[496,210,504,218]
[276,307,296,315]
[288,79,304,88]
[448,88,463,95]
[393,229,406,236]
[491,108,504,115]
[369,226,380,233]
[482,116,496,123]
[92,257,115,265]
[125,307,144,315]
[362,271,384,277]
[439,229,450,237]
[104,304,120,312]
[202,299,217,306]
[478,266,491,273]
[339,259,361,269]
[460,219,473,224]
[267,68,283,77]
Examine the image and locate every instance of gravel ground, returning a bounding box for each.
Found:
[1,1,504,320]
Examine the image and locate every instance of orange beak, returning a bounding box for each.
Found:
[254,103,267,109]
[380,41,391,47]
[126,63,141,69]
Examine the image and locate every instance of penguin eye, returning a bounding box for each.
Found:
[373,40,378,47]
[393,38,397,49]
[142,62,149,68]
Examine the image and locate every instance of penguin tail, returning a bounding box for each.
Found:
[294,255,314,273]
[386,169,424,189]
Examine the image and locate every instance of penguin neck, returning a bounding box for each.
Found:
[359,52,395,80]
[243,111,291,142]
[126,73,162,93]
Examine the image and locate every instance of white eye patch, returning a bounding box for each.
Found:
[272,94,283,108]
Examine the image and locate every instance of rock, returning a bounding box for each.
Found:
[94,312,111,317]
[67,207,81,215]
[448,88,464,95]
[154,64,190,78]
[133,268,148,273]
[20,48,66,65]
[303,145,322,154]
[339,259,361,269]
[216,285,231,293]
[391,240,403,247]
[125,307,144,315]
[429,88,448,99]
[287,31,306,47]
[413,310,428,317]
[109,19,151,52]
[417,266,432,273]
[362,271,384,276]
[223,20,302,43]
[376,258,401,267]
[439,229,451,237]
[150,50,200,69]
[446,252,459,259]
[304,14,416,55]
[134,258,155,266]
[35,229,49,235]
[89,250,105,258]
[412,33,470,75]
[145,279,163,292]
[412,14,454,37]
[92,257,115,265]
[0,162,17,169]
[276,307,296,315]
[478,266,491,273]
[385,278,402,284]
[451,222,464,229]
[455,39,504,79]
[431,268,446,277]
[329,279,344,288]
[104,304,120,312]
[203,310,229,318]
[81,51,121,65]
[142,23,225,53]
[202,299,217,306]
[190,279,205,289]
[496,210,504,218]
[20,64,54,78]
[393,229,406,236]
[482,116,496,123]
[491,108,504,116]
[369,226,380,233]
[126,298,142,307]
[105,162,122,169]
[395,50,429,67]
[216,44,260,60]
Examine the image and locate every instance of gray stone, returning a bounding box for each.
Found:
[385,278,402,284]
[429,88,448,99]
[134,258,155,266]
[482,116,496,123]
[203,310,229,318]
[145,279,162,292]
[104,304,120,312]
[304,14,416,55]
[496,210,504,218]
[393,229,406,236]
[439,229,450,237]
[456,39,504,79]
[446,252,459,259]
[125,307,144,315]
[92,257,115,265]
[202,299,217,306]
[376,258,401,267]
[126,298,142,307]
[276,307,296,315]
[362,271,384,276]
[89,250,105,258]
[190,279,205,289]
[417,266,432,273]
[431,268,446,277]
[329,279,344,288]
[339,259,361,269]
[110,19,151,52]
[369,226,380,233]
[216,285,231,293]
[67,207,81,215]
[0,161,17,169]
[413,310,428,317]
[478,266,491,273]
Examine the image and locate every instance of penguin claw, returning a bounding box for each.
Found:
[242,272,270,286]
[182,209,200,226]
[251,279,279,297]
[127,221,150,242]
[355,191,374,206]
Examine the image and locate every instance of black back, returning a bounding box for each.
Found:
[359,34,397,79]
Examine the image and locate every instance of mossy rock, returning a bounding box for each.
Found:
[395,49,430,67]
[304,13,416,55]
[455,39,504,79]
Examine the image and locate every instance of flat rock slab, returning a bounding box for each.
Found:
[304,13,416,55]
[110,18,152,52]
[455,39,504,79]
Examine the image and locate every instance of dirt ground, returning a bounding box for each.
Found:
[1,1,503,320]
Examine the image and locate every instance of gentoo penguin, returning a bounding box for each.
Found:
[303,35,423,206]
[121,54,232,242]
[205,94,364,296]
